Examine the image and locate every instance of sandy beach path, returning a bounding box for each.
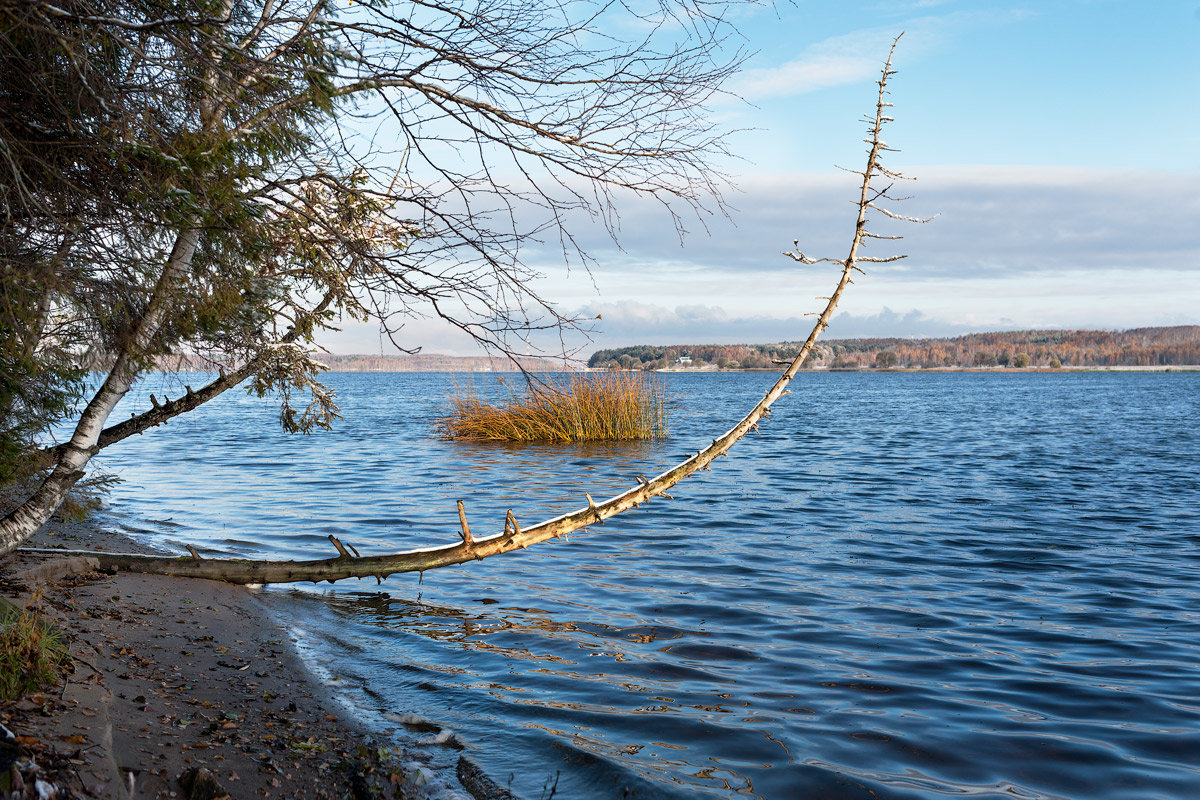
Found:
[1,519,514,800]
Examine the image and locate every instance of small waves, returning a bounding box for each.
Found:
[96,371,1200,799]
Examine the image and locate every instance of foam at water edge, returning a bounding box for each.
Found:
[279,621,476,800]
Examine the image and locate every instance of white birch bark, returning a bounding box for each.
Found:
[0,228,200,556]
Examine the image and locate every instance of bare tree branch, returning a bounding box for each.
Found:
[28,34,929,584]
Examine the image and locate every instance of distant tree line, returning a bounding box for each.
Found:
[588,326,1200,371]
[586,343,778,371]
[315,354,566,372]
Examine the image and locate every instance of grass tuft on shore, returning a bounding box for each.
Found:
[0,597,70,700]
[437,372,668,441]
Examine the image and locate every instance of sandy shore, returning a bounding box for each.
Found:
[0,517,517,800]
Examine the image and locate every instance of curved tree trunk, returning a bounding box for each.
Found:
[57,357,810,584]
[20,37,921,585]
[0,229,200,556]
[32,289,341,473]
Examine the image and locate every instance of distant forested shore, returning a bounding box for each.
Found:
[312,353,567,372]
[144,326,1200,373]
[143,352,570,373]
[587,326,1200,371]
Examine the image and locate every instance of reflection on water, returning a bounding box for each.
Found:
[96,372,1200,799]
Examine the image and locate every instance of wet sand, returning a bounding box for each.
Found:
[0,518,515,800]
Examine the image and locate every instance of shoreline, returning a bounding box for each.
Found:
[0,516,514,799]
[651,364,1200,373]
[139,363,1200,376]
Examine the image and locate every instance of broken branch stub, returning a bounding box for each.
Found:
[37,36,920,585]
[457,500,473,546]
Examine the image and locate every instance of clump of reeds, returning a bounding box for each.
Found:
[0,597,70,700]
[437,372,668,442]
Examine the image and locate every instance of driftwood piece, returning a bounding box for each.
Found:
[24,38,919,586]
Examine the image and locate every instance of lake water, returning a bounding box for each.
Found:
[90,371,1200,799]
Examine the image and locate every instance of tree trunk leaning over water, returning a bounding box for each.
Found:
[28,290,343,476]
[28,36,927,585]
[0,229,201,555]
[0,0,748,556]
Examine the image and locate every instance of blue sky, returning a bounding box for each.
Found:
[324,0,1200,355]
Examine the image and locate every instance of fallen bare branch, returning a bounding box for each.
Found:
[20,35,923,585]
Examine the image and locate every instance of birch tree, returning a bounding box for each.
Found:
[32,35,927,584]
[0,0,746,554]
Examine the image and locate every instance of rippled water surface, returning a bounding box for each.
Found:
[93,371,1200,799]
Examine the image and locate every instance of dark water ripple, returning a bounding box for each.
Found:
[92,371,1200,799]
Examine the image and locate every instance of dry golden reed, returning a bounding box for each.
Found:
[437,372,668,442]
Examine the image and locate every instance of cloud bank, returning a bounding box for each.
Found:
[570,302,986,347]
[321,166,1200,355]
[534,166,1200,280]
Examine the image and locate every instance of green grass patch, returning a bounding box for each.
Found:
[437,372,669,442]
[0,597,71,700]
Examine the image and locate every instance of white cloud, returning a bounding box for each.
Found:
[317,166,1200,355]
[566,301,971,345]
[730,8,1025,103]
[318,315,484,357]
[824,307,972,338]
[730,18,940,102]
[734,53,880,101]
[547,166,1200,280]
